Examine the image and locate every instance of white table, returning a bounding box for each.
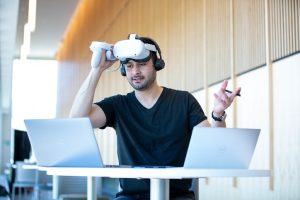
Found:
[45,167,271,200]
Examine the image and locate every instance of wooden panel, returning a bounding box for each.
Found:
[195,52,300,200]
[54,0,300,198]
[272,54,300,200]
[234,0,266,74]
[165,0,185,89]
[269,0,300,60]
[206,0,231,85]
[184,0,205,91]
[55,0,129,117]
[55,0,300,115]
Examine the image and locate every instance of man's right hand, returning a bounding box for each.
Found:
[97,49,117,71]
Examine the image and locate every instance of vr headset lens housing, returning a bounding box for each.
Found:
[113,39,157,64]
[120,54,152,64]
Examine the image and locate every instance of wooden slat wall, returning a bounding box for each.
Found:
[184,0,204,92]
[53,0,300,198]
[270,0,300,60]
[56,0,129,117]
[53,0,300,197]
[205,0,231,85]
[56,0,300,118]
[234,0,266,74]
[56,0,208,117]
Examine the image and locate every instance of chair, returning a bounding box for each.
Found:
[11,161,53,200]
[54,176,108,200]
[0,174,10,198]
[33,170,53,199]
[12,161,36,199]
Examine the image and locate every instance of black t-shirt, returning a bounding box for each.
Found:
[95,87,207,194]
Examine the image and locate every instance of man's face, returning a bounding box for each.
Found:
[125,59,156,91]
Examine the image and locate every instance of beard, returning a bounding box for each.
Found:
[128,71,157,91]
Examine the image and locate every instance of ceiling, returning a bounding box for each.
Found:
[15,0,80,59]
[0,0,80,112]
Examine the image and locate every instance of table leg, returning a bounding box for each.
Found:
[33,169,39,199]
[150,179,169,200]
[194,178,199,200]
[52,175,59,199]
[87,176,97,200]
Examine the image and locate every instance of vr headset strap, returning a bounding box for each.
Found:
[129,33,158,52]
[144,43,157,52]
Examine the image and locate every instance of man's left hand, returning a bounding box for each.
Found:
[213,80,241,116]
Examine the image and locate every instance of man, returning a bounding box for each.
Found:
[69,34,241,200]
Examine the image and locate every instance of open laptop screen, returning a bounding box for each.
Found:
[184,127,260,169]
[24,118,104,167]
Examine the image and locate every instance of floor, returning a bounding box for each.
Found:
[1,192,112,200]
[0,189,52,200]
[2,190,114,200]
[0,174,114,200]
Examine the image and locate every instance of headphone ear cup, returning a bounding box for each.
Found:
[120,64,126,76]
[154,59,165,71]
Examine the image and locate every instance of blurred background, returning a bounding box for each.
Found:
[0,0,299,199]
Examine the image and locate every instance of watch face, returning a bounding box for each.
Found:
[221,112,227,120]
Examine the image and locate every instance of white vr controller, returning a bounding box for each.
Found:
[90,34,158,68]
[89,41,116,68]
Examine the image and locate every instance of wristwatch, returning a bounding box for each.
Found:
[211,111,227,121]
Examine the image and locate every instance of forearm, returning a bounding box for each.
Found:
[212,120,226,127]
[197,118,226,127]
[69,67,104,118]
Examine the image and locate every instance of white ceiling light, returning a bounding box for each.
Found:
[20,0,36,60]
[28,0,37,32]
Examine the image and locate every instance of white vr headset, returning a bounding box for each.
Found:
[89,34,163,69]
[113,34,158,63]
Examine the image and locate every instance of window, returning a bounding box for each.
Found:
[11,59,58,130]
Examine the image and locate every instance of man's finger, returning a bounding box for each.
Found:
[229,87,241,101]
[221,80,228,91]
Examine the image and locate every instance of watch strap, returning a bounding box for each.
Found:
[211,111,226,121]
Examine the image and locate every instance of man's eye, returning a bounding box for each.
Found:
[139,62,147,66]
[126,64,133,68]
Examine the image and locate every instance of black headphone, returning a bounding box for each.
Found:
[120,35,165,76]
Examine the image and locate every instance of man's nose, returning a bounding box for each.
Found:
[132,65,141,74]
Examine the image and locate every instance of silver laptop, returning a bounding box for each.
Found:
[184,127,260,169]
[24,118,104,167]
